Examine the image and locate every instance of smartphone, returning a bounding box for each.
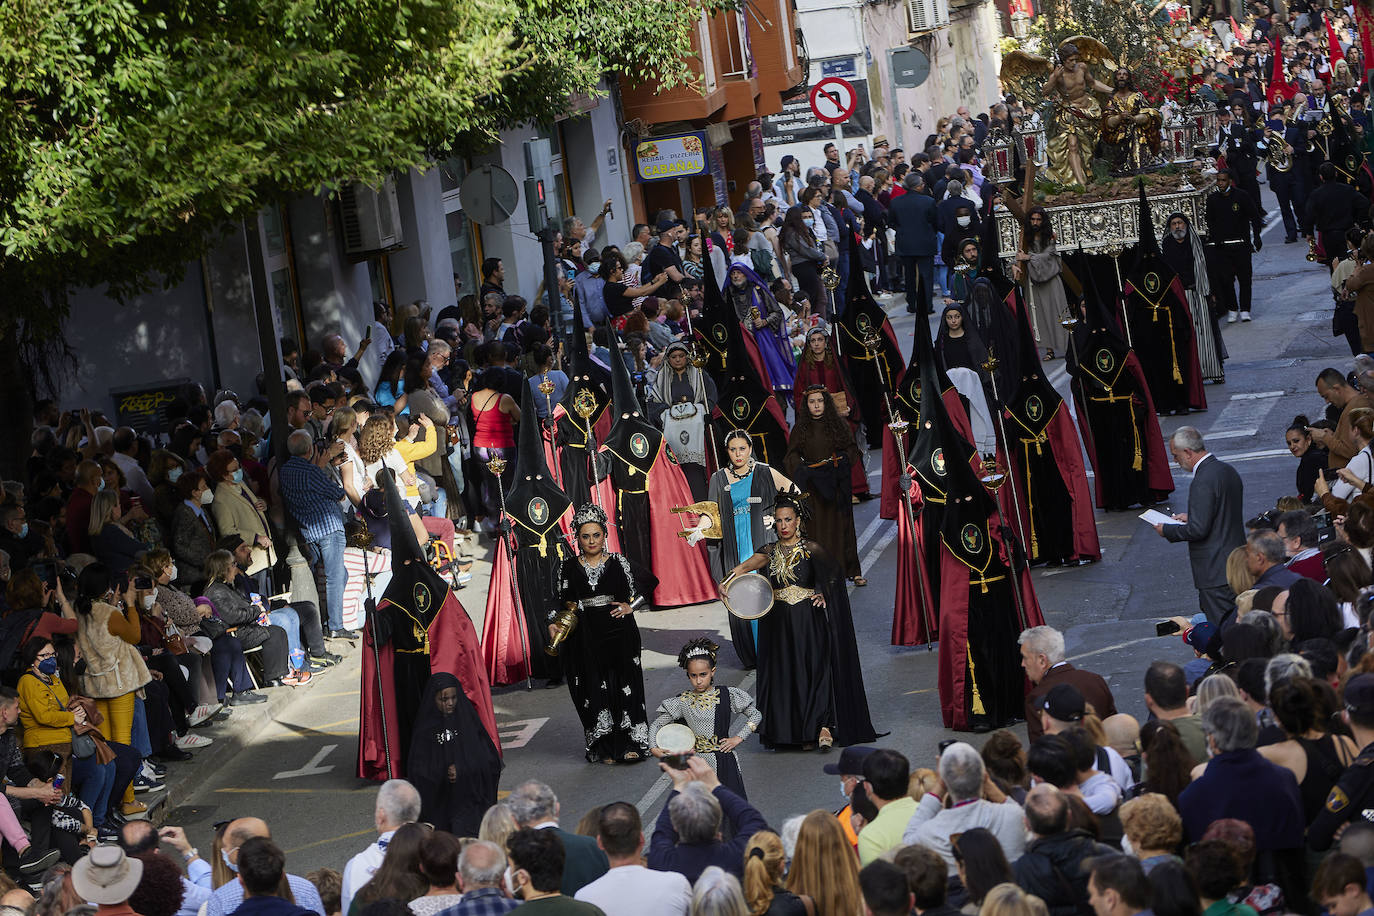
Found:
[364,326,372,340]
[1322,467,1341,482]
[665,752,695,771]
[1156,620,1182,637]
[52,775,64,791]
[31,561,56,588]
[134,576,153,590]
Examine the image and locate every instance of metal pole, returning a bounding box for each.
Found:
[539,223,567,350]
[979,349,1030,632]
[242,218,288,468]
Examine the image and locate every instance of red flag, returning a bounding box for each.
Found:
[1360,1,1374,76]
[1268,37,1298,104]
[1230,16,1245,41]
[1327,13,1346,64]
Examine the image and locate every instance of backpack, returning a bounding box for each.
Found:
[574,271,608,326]
[750,244,776,280]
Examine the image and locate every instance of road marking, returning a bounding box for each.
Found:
[1212,447,1290,463]
[1068,635,1161,662]
[857,525,899,582]
[1203,429,1257,440]
[636,671,757,817]
[1229,391,1284,400]
[285,828,375,856]
[274,744,337,779]
[499,717,550,749]
[855,515,886,556]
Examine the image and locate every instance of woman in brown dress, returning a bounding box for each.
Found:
[784,385,864,585]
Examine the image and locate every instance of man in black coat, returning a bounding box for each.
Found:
[1013,784,1116,916]
[888,173,939,315]
[646,756,769,885]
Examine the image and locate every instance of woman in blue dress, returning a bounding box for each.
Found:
[695,429,794,668]
[723,262,798,401]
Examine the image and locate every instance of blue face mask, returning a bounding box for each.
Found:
[222,849,238,873]
[231,469,244,484]
[97,478,106,491]
[37,658,57,676]
[17,524,27,540]
[168,468,183,483]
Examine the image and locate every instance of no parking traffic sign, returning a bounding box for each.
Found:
[808,77,858,125]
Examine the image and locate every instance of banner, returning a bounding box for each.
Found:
[634,132,709,183]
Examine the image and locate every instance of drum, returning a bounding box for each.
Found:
[720,572,774,620]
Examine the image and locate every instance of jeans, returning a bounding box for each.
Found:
[209,633,255,700]
[305,529,348,631]
[269,606,305,670]
[73,755,116,826]
[131,696,151,757]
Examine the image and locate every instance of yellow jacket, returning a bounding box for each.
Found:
[394,437,437,499]
[18,672,76,748]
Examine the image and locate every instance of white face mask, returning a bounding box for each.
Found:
[200,489,215,506]
[841,780,852,801]
[1121,835,1136,857]
[168,564,178,581]
[503,866,520,899]
[957,216,972,227]
[141,592,157,611]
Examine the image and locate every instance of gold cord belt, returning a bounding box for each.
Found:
[1088,389,1143,470]
[968,645,985,716]
[1138,302,1183,384]
[968,573,1006,595]
[1017,435,1047,559]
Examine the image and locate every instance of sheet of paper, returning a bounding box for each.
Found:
[1139,509,1182,526]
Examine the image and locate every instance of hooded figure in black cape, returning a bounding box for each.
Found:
[836,244,903,449]
[1004,286,1101,566]
[1120,181,1207,414]
[480,385,570,684]
[909,308,1044,731]
[554,298,612,511]
[406,671,502,837]
[1065,258,1176,510]
[358,469,500,781]
[701,253,791,464]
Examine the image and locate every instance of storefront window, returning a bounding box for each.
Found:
[439,157,481,301]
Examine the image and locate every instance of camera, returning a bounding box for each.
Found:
[134,577,153,590]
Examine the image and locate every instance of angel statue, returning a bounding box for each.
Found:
[1042,42,1114,186]
[1101,68,1163,175]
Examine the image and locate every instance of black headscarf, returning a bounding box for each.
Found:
[405,671,503,837]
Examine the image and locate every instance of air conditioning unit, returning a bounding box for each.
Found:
[907,0,949,34]
[339,178,403,255]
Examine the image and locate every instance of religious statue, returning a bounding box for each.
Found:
[1042,43,1112,187]
[1100,68,1163,175]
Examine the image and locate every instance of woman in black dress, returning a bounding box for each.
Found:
[934,303,989,376]
[726,492,878,751]
[554,503,649,764]
[405,672,503,837]
[784,386,864,585]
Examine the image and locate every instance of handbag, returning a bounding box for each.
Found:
[163,619,188,657]
[71,730,96,759]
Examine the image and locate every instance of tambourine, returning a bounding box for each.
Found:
[719,571,775,620]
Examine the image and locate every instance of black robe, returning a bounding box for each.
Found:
[406,672,503,836]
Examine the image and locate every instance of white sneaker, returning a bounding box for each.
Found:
[1240,311,1252,322]
[1226,310,1239,323]
[187,704,221,728]
[174,734,213,750]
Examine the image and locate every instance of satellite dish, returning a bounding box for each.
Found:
[458,165,519,226]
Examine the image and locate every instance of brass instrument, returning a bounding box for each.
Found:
[1263,128,1292,172]
[672,501,722,539]
[545,602,580,656]
[1308,236,1321,262]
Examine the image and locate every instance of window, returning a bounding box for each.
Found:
[439,157,481,302]
[259,205,303,345]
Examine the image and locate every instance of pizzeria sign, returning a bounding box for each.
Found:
[634,132,710,182]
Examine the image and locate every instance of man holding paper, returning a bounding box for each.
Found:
[1152,427,1246,625]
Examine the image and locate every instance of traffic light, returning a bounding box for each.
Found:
[524,177,546,231]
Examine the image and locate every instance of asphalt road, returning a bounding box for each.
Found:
[163,183,1350,874]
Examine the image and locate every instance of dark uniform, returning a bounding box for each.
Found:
[1214,118,1265,216]
[1205,181,1263,320]
[1264,114,1300,242]
[1309,674,1374,851]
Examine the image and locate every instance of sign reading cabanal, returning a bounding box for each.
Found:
[634,132,709,183]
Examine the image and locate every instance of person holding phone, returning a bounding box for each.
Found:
[1315,408,1374,515]
[1285,416,1329,503]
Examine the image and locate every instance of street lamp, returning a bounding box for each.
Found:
[1015,111,1048,170]
[984,129,1016,184]
[1010,10,1030,38]
[1165,109,1195,164]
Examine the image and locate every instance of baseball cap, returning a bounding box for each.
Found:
[1346,674,1374,717]
[822,745,878,775]
[1183,622,1219,655]
[1040,683,1086,722]
[655,218,677,234]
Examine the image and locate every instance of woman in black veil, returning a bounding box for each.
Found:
[405,671,503,837]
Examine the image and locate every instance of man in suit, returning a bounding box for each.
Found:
[888,172,938,316]
[1020,625,1117,743]
[1155,427,1246,624]
[506,779,608,896]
